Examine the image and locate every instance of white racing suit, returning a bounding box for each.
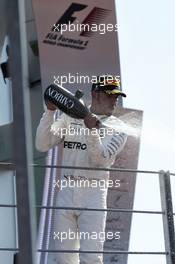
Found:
[35,109,127,264]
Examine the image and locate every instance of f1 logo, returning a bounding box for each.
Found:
[52,2,111,37]
[52,3,87,31]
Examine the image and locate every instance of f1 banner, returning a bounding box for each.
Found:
[32,0,121,96]
[32,1,142,264]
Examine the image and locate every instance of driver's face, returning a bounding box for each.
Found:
[98,92,120,116]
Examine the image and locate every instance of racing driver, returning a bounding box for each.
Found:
[35,75,127,264]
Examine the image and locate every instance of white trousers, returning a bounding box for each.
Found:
[49,184,107,264]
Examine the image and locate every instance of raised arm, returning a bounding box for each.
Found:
[84,114,127,167]
[35,108,67,152]
[86,129,127,167]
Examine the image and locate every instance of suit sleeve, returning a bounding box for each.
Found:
[86,128,127,167]
[35,109,67,152]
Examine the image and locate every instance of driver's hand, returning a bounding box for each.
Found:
[84,113,101,129]
[45,101,57,111]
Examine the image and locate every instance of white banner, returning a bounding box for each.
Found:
[33,0,121,97]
